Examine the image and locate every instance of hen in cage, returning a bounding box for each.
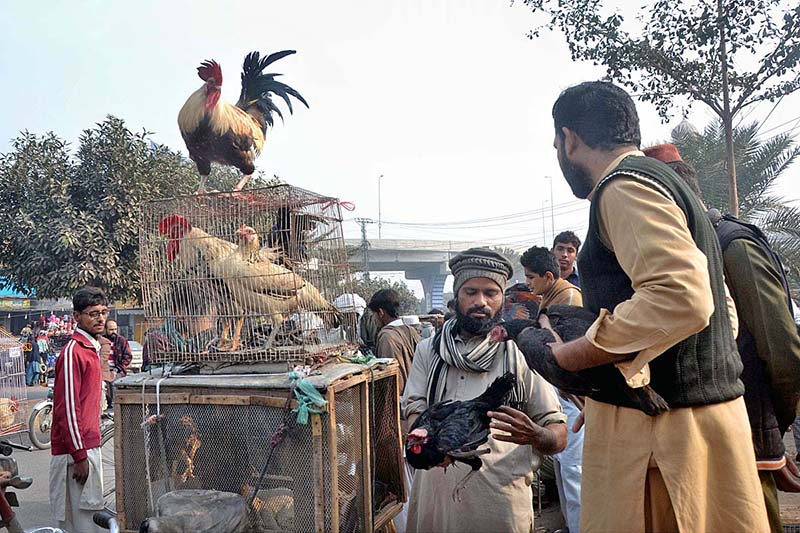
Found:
[158,215,339,353]
[142,185,355,364]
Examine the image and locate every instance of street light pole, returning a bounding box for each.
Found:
[378,174,383,239]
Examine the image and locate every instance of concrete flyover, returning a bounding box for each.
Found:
[345,239,489,311]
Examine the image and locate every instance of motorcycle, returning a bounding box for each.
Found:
[27,386,53,451]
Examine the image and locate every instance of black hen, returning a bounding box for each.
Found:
[406,372,516,500]
[490,305,669,416]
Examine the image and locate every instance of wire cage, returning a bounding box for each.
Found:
[0,328,27,436]
[113,361,405,532]
[140,185,359,365]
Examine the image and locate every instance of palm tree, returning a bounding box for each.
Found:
[671,120,800,287]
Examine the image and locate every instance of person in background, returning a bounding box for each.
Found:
[25,326,41,386]
[519,246,585,533]
[104,320,132,377]
[520,246,582,310]
[369,288,421,393]
[552,231,582,287]
[50,286,107,533]
[444,298,456,321]
[644,142,800,532]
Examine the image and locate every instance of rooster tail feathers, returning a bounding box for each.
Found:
[476,372,516,408]
[237,50,308,129]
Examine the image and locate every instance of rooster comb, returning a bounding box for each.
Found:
[197,60,223,85]
[158,214,191,236]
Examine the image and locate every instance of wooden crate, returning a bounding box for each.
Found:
[113,361,405,532]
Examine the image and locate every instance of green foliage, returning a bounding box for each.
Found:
[350,276,421,315]
[671,119,800,282]
[0,115,282,302]
[522,0,800,120]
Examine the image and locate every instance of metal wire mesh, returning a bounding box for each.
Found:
[0,328,27,435]
[139,184,357,365]
[119,399,325,531]
[334,386,363,533]
[370,375,403,514]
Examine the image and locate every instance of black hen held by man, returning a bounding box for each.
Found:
[490,305,669,416]
[406,372,516,501]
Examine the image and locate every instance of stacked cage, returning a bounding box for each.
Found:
[113,363,405,532]
[0,328,27,436]
[140,185,358,365]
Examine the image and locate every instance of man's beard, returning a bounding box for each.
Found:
[557,146,594,199]
[455,305,501,336]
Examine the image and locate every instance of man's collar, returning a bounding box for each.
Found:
[587,149,645,201]
[74,328,100,351]
[386,318,405,328]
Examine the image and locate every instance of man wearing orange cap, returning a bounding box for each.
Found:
[645,142,800,533]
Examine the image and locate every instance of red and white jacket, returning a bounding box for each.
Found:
[51,328,102,461]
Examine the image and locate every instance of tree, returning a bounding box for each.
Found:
[0,116,281,302]
[671,119,800,283]
[521,0,800,216]
[350,276,421,315]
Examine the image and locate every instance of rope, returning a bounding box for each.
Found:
[288,370,328,425]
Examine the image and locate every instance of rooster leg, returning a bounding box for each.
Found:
[449,455,485,502]
[232,174,252,192]
[231,317,245,351]
[196,175,209,195]
[217,319,236,351]
[452,469,478,502]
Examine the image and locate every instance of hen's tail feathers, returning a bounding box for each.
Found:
[237,50,309,129]
[475,372,516,409]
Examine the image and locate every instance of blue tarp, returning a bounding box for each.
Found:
[0,279,34,298]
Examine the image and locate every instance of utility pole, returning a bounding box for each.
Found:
[378,174,384,239]
[355,218,375,279]
[546,176,555,244]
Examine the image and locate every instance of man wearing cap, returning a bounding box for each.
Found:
[645,143,800,533]
[401,247,566,533]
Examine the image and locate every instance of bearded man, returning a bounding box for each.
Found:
[401,248,567,533]
[548,81,768,532]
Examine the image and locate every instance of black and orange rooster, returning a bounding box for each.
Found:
[178,50,308,193]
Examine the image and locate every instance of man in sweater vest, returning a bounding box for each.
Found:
[546,81,768,532]
[645,143,800,533]
[50,286,107,533]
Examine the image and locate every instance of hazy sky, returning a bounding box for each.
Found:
[2,0,799,296]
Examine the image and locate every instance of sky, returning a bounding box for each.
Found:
[2,1,800,296]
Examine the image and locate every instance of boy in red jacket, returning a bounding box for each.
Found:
[49,286,107,532]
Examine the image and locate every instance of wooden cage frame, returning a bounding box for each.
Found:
[113,362,405,532]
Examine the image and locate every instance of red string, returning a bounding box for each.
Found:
[322,199,356,212]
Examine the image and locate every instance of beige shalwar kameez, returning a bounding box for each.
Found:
[401,335,566,533]
[578,151,769,533]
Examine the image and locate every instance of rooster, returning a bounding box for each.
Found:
[158,214,245,350]
[489,305,669,416]
[178,50,309,193]
[221,225,340,349]
[406,372,516,501]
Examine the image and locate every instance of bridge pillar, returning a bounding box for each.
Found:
[406,263,449,312]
